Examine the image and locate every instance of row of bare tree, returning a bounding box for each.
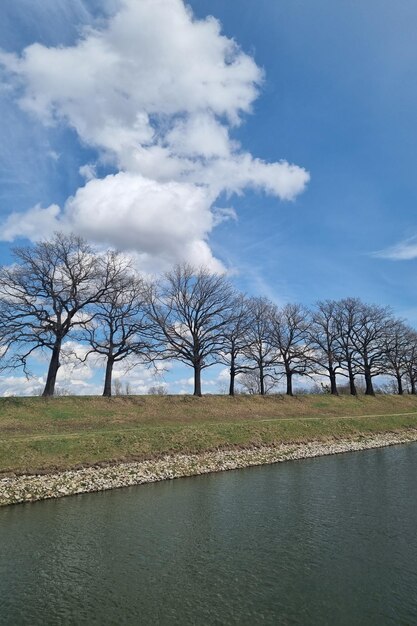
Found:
[0,233,416,398]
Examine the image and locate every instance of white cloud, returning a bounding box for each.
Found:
[112,358,168,395]
[2,172,224,272]
[212,206,237,227]
[1,203,61,242]
[2,0,260,131]
[65,173,222,271]
[373,236,417,260]
[0,0,309,269]
[165,113,233,159]
[0,340,166,396]
[58,340,96,382]
[0,375,44,397]
[79,163,96,181]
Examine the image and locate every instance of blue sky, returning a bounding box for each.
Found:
[195,0,417,314]
[1,0,417,394]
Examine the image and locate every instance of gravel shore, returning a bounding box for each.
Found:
[1,430,417,507]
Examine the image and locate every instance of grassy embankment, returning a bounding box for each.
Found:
[1,394,417,475]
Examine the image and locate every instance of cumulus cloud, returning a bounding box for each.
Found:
[0,343,98,396]
[1,172,224,272]
[58,341,96,381]
[1,203,61,242]
[0,0,309,270]
[0,339,169,396]
[0,375,44,397]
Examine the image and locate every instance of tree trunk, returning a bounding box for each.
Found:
[193,362,202,397]
[42,340,62,397]
[410,377,416,395]
[103,356,114,397]
[364,366,374,395]
[329,369,338,395]
[259,363,265,395]
[396,372,403,395]
[286,370,293,396]
[229,361,235,396]
[347,361,357,396]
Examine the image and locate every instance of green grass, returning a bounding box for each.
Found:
[1,394,417,474]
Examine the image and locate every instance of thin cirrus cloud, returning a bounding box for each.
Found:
[0,0,309,271]
[373,236,417,261]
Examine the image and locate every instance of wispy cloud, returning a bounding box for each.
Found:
[373,236,417,260]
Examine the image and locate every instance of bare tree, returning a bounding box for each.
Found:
[147,264,235,396]
[383,319,409,395]
[349,301,394,395]
[81,254,156,397]
[402,329,417,394]
[271,303,314,396]
[238,368,276,395]
[242,297,277,395]
[308,300,345,395]
[335,298,362,395]
[0,233,119,396]
[218,295,253,396]
[113,378,123,396]
[147,384,168,395]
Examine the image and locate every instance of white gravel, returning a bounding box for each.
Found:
[1,430,417,506]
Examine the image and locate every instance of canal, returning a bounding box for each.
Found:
[1,443,417,624]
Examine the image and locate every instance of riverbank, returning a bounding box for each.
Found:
[2,394,417,475]
[2,430,417,506]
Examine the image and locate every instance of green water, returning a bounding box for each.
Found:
[1,443,417,625]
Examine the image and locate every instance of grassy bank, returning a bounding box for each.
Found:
[1,394,417,475]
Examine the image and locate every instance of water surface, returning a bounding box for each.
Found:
[1,444,417,625]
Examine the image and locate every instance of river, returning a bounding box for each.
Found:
[1,443,417,625]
